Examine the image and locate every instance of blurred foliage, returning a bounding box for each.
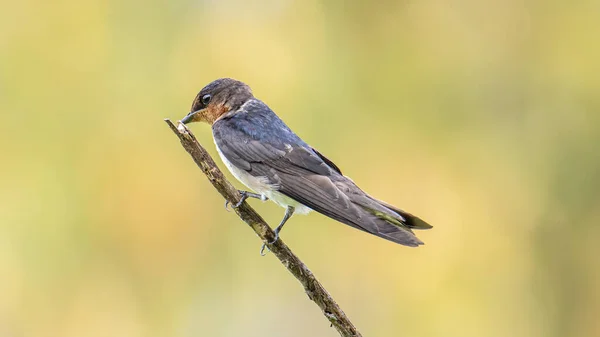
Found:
[1,0,599,336]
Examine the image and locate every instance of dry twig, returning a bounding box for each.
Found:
[165,119,361,337]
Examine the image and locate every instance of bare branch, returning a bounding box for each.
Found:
[165,119,362,337]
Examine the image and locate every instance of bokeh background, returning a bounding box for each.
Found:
[1,0,599,336]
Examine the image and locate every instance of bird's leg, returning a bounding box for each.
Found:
[260,206,295,256]
[225,190,267,210]
[271,206,295,243]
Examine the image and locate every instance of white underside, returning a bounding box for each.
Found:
[215,141,312,215]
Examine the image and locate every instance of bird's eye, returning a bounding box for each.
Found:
[201,94,212,105]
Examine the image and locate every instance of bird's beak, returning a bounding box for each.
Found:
[181,109,205,124]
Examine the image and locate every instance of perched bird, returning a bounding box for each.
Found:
[181,78,432,252]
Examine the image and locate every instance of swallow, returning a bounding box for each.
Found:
[181,78,432,253]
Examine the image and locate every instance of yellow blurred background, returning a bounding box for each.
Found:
[1,0,599,336]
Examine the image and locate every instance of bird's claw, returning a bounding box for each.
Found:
[259,233,280,256]
[232,197,246,208]
[225,191,250,211]
[268,233,280,245]
[260,243,270,256]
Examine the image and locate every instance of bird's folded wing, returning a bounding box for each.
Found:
[213,121,423,246]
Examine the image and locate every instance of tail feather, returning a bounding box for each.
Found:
[377,200,433,230]
[355,204,424,247]
[352,198,432,247]
[375,219,424,247]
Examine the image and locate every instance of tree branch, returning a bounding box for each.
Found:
[165,119,362,337]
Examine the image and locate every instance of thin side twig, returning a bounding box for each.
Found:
[165,119,361,337]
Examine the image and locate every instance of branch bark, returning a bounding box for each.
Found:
[165,119,362,337]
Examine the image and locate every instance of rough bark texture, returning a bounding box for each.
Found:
[165,119,362,337]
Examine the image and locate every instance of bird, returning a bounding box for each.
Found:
[181,78,432,253]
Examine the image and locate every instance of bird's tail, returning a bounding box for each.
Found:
[375,200,433,230]
[351,197,432,247]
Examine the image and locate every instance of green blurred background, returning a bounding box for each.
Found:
[1,0,599,336]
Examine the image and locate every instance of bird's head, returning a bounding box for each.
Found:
[181,78,253,125]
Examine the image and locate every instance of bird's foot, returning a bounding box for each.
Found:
[259,206,294,256]
[268,232,280,245]
[259,232,280,256]
[225,191,266,211]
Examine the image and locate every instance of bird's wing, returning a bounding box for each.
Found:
[213,115,427,247]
